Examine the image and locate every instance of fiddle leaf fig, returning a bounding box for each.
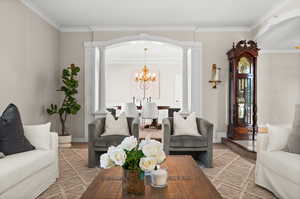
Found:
[47,64,81,136]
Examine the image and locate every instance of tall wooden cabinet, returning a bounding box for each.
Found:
[227,40,260,140]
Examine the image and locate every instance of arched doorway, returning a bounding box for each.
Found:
[105,40,183,110]
[83,33,202,140]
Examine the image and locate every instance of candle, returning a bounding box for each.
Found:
[150,168,168,188]
[215,68,220,81]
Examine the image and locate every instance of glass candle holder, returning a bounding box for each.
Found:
[150,168,168,188]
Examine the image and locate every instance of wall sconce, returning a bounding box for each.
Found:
[209,64,222,89]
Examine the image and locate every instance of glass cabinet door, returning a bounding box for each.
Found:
[237,78,253,124]
[237,57,253,125]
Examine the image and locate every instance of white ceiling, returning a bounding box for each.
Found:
[27,0,284,29]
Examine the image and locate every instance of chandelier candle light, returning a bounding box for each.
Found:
[134,48,157,99]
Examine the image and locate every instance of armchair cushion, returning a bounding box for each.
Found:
[94,135,128,147]
[173,112,199,136]
[169,135,207,148]
[102,113,129,136]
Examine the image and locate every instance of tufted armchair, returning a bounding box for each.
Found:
[163,117,213,168]
[88,117,139,168]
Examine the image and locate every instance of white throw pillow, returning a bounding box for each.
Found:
[266,124,292,152]
[102,113,130,136]
[173,112,200,136]
[23,122,51,150]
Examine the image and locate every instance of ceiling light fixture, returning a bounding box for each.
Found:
[134,48,157,99]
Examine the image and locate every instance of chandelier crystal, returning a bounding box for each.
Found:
[134,48,157,99]
[134,48,157,83]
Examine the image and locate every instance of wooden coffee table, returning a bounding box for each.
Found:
[81,155,221,199]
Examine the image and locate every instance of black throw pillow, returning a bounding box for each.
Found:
[0,104,35,155]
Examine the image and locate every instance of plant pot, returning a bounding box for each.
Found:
[123,169,145,195]
[58,135,72,148]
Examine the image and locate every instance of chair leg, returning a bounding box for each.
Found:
[88,148,97,168]
[199,150,213,168]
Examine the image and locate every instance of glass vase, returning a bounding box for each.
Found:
[123,169,145,195]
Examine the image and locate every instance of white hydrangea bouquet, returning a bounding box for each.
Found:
[100,136,166,172]
[100,136,166,194]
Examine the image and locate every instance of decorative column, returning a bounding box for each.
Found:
[190,47,202,116]
[98,47,106,115]
[181,47,189,114]
[84,43,97,141]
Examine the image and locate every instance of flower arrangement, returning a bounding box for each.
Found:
[100,136,166,172]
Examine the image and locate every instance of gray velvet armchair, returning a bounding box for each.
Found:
[88,117,139,168]
[163,117,213,168]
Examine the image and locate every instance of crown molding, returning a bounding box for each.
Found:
[60,25,251,33]
[250,0,292,31]
[60,26,94,32]
[260,49,300,54]
[195,26,251,32]
[60,25,196,32]
[20,0,60,30]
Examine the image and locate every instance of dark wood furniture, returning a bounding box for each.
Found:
[167,108,181,117]
[227,40,260,140]
[81,156,221,199]
[114,105,171,110]
[113,106,181,129]
[113,106,180,117]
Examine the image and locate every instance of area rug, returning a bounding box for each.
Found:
[37,145,276,199]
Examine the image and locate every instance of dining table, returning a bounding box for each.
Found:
[110,105,181,129]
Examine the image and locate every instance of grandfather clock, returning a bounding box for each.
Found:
[227,40,259,140]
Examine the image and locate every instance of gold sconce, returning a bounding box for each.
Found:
[209,64,222,89]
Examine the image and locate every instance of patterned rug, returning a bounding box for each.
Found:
[37,145,276,199]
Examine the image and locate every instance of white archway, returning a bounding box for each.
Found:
[83,33,202,141]
[255,9,300,39]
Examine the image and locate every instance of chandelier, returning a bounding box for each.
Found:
[134,48,157,83]
[134,48,157,99]
[134,65,157,83]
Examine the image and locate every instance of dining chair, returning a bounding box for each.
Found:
[121,102,139,118]
[141,102,159,128]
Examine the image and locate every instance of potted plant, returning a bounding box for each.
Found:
[47,64,81,147]
[100,136,166,194]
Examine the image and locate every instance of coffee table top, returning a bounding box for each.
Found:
[81,156,221,199]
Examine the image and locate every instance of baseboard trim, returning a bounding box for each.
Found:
[214,132,226,143]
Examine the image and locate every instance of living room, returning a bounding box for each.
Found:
[0,0,299,199]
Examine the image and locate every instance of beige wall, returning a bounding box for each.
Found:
[258,53,300,125]
[59,32,92,138]
[0,0,60,130]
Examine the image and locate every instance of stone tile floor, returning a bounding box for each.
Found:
[37,145,277,199]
